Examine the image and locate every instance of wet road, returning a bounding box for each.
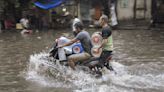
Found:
[0,28,164,92]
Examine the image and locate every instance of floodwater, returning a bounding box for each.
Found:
[0,28,164,92]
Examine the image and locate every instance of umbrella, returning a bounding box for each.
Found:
[34,0,66,10]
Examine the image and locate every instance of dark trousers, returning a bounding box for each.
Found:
[84,51,113,71]
[98,51,113,70]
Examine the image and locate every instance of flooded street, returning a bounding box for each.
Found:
[0,28,164,92]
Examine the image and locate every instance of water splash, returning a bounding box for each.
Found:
[25,52,99,88]
[25,52,164,92]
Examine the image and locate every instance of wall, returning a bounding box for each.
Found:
[146,0,152,20]
[117,0,152,20]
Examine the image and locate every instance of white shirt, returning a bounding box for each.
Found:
[20,18,29,28]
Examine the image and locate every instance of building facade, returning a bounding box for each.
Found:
[77,0,164,24]
[1,0,164,29]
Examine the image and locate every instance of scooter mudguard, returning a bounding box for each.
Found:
[72,43,83,54]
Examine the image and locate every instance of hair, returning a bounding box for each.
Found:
[74,22,84,30]
[100,15,109,23]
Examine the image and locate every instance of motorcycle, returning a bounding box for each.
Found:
[49,33,114,77]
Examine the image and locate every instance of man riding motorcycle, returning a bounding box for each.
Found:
[58,22,92,70]
[49,17,115,76]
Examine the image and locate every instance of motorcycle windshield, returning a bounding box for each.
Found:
[34,0,65,10]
